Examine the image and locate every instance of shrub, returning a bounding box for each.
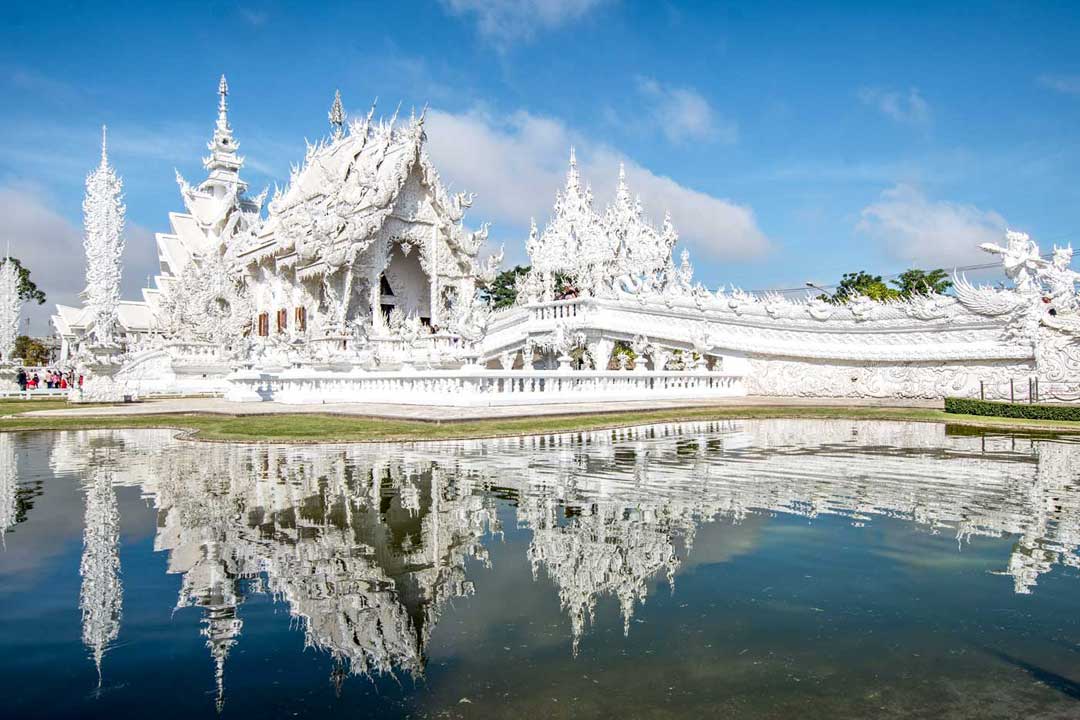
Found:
[944,397,1080,422]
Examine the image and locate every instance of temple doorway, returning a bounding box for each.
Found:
[380,242,432,324]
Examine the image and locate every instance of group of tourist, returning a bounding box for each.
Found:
[15,368,81,392]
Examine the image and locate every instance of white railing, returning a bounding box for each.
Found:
[530,298,585,321]
[225,368,745,406]
[0,389,69,399]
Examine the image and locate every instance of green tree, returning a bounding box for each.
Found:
[824,271,900,304]
[0,258,46,305]
[821,267,952,304]
[14,335,49,365]
[890,268,952,297]
[479,265,530,309]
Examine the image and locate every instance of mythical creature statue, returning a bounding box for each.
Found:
[979,230,1044,294]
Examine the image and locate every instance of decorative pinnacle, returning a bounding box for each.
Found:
[565,146,581,192]
[328,89,345,135]
[217,75,230,129]
[100,125,109,166]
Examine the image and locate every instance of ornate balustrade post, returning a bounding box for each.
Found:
[652,348,672,373]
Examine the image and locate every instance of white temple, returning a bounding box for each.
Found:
[51,77,1080,403]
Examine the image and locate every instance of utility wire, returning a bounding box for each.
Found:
[747,249,1066,296]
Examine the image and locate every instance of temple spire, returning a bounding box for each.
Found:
[615,163,631,207]
[202,74,245,194]
[100,125,109,167]
[328,89,345,139]
[565,146,581,193]
[217,75,229,132]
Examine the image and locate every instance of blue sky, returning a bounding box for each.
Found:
[2,1,1080,331]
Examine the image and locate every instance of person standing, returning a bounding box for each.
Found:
[16,368,26,391]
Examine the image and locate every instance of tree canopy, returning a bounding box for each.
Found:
[15,335,49,365]
[890,268,953,297]
[478,265,530,309]
[0,258,46,305]
[820,267,952,304]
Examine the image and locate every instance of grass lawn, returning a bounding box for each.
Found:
[1,401,1079,443]
[0,398,72,415]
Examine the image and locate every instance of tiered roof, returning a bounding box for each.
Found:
[240,98,487,283]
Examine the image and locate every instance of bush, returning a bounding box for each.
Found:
[945,397,1080,422]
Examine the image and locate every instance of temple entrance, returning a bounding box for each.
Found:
[381,242,432,324]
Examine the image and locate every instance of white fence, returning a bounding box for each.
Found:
[225,368,746,406]
[0,389,69,400]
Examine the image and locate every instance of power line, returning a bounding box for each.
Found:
[746,251,1064,296]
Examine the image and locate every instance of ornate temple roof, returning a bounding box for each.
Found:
[244,97,487,281]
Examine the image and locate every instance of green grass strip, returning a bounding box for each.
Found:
[2,402,1079,443]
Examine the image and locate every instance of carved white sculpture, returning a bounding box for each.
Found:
[81,127,125,347]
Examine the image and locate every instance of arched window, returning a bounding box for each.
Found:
[257,312,269,337]
[295,306,307,332]
[276,309,288,333]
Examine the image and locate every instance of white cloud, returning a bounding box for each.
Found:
[439,0,607,42]
[856,184,1007,267]
[424,108,768,261]
[636,77,735,144]
[0,185,158,335]
[858,87,931,126]
[1038,74,1080,96]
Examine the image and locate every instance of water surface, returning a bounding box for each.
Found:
[1,420,1079,718]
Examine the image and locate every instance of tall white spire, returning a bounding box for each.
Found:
[217,74,229,132]
[565,146,581,193]
[615,163,631,208]
[0,256,21,363]
[82,126,125,346]
[202,74,245,193]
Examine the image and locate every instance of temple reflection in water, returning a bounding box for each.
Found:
[30,420,1080,707]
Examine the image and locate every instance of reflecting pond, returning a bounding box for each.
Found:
[1,420,1079,718]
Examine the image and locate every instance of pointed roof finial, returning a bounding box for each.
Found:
[565,146,581,193]
[100,125,109,167]
[328,89,345,138]
[615,162,632,207]
[216,75,230,132]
